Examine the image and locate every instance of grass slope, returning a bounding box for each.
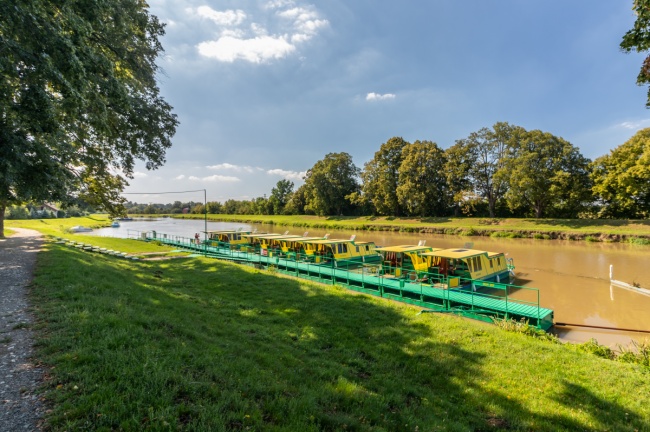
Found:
[30,241,649,431]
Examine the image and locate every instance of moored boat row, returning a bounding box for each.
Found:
[204,230,514,289]
[142,228,552,330]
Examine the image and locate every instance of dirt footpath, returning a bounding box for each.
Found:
[0,228,45,431]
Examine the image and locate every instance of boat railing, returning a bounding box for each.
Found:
[132,233,545,326]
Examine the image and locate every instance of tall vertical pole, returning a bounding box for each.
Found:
[204,189,207,257]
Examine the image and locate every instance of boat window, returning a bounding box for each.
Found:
[356,246,359,253]
[489,258,493,268]
[365,245,369,251]
[475,257,482,271]
[467,260,473,272]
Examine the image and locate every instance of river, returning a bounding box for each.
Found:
[89,218,650,347]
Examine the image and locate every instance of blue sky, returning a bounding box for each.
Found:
[124,0,650,203]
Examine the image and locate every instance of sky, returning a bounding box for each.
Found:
[124,0,650,204]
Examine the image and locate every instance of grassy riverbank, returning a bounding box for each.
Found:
[20,235,649,430]
[173,214,650,243]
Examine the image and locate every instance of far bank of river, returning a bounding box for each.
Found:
[171,214,650,243]
[90,217,650,347]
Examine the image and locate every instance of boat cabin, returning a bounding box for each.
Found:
[375,245,439,277]
[206,230,252,247]
[420,248,511,283]
[300,238,381,264]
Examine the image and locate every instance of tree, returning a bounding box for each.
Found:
[621,0,650,107]
[591,128,650,218]
[206,201,223,214]
[457,122,524,217]
[444,141,475,216]
[284,184,308,215]
[505,130,592,218]
[269,179,294,215]
[361,137,409,216]
[303,153,360,216]
[0,1,178,237]
[396,141,449,217]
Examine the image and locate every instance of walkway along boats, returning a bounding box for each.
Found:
[135,230,553,330]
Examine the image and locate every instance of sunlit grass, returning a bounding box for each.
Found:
[5,215,112,237]
[31,239,650,431]
[172,214,650,238]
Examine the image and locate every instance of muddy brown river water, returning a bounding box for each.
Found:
[91,218,650,347]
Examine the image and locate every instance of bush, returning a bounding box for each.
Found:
[5,206,30,220]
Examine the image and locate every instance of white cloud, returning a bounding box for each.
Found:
[189,174,241,182]
[366,92,396,101]
[267,168,306,180]
[618,119,650,130]
[207,163,255,173]
[265,0,295,10]
[175,175,186,180]
[195,2,327,64]
[197,6,246,26]
[198,35,295,63]
[133,171,148,178]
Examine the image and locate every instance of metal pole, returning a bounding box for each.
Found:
[204,189,207,257]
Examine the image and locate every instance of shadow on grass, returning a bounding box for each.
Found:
[31,245,647,431]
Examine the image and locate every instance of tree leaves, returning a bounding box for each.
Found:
[0,0,178,222]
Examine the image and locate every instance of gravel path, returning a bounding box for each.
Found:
[0,228,45,431]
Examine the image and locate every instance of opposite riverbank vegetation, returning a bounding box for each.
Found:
[4,218,650,430]
[172,214,650,244]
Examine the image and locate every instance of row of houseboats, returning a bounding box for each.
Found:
[204,229,515,288]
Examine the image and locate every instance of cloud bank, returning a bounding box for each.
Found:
[194,2,329,63]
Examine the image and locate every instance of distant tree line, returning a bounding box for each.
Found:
[124,124,650,219]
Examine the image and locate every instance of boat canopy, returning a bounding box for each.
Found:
[375,245,437,253]
[302,239,359,245]
[421,248,493,260]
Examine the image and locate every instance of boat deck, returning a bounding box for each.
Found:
[140,232,554,330]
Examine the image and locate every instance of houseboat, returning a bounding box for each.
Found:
[299,236,381,265]
[420,248,514,286]
[206,229,253,248]
[375,244,439,278]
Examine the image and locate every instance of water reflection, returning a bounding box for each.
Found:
[88,218,650,346]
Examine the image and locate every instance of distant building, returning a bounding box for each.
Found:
[182,207,189,214]
[37,202,60,216]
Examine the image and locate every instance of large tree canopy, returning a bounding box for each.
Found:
[455,122,524,217]
[303,152,360,216]
[592,128,650,218]
[361,136,408,216]
[396,140,449,217]
[621,0,650,107]
[505,130,592,218]
[0,0,178,236]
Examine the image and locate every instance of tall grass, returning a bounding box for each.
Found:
[30,242,650,431]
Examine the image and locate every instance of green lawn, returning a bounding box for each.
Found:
[28,239,650,431]
[5,214,113,237]
[172,214,650,240]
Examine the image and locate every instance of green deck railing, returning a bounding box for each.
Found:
[124,230,553,330]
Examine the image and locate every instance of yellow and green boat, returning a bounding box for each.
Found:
[420,248,514,285]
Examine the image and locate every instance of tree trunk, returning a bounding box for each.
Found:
[0,200,6,238]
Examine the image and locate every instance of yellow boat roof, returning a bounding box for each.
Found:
[243,233,286,239]
[302,238,369,245]
[266,235,306,241]
[375,245,437,253]
[281,236,324,242]
[421,248,490,259]
[206,230,250,234]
